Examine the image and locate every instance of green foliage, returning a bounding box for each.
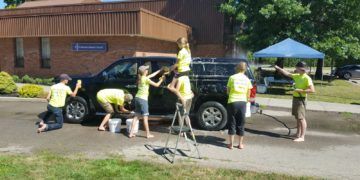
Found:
[21,75,36,84]
[42,78,55,86]
[4,0,24,8]
[0,153,313,179]
[11,74,54,86]
[220,0,360,67]
[0,72,17,94]
[12,75,21,83]
[18,84,44,98]
[35,78,43,85]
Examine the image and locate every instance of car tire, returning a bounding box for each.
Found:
[64,96,89,123]
[196,101,228,131]
[343,72,352,80]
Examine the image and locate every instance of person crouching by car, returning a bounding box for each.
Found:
[37,74,81,133]
[128,65,165,138]
[96,89,133,131]
[274,62,315,142]
[226,62,253,150]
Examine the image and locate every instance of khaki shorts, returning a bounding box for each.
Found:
[292,97,306,120]
[99,102,114,114]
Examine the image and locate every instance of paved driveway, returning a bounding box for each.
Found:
[0,101,359,179]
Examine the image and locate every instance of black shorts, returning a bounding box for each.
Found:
[174,71,190,78]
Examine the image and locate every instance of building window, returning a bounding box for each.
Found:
[41,38,51,68]
[15,38,24,68]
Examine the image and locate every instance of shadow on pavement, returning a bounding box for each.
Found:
[144,144,199,164]
[196,135,227,148]
[245,128,293,140]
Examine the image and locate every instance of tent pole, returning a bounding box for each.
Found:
[321,58,324,86]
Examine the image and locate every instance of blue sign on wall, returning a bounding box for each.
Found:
[72,43,108,52]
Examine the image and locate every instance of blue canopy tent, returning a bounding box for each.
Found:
[254,38,326,82]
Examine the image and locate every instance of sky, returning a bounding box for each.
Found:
[0,0,6,9]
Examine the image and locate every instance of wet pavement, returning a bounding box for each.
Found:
[0,101,360,179]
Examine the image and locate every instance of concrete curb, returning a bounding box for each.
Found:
[256,97,360,114]
[0,97,47,103]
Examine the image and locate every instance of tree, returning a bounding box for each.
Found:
[4,0,25,9]
[220,0,360,70]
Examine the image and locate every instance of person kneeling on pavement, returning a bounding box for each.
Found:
[38,74,81,133]
[97,89,133,131]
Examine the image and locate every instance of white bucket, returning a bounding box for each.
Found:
[126,119,139,134]
[108,118,122,133]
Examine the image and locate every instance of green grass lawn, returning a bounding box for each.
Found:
[0,152,314,180]
[257,80,360,104]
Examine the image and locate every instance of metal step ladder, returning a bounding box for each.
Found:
[163,103,201,163]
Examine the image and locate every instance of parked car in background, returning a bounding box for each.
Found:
[65,57,258,131]
[335,65,360,80]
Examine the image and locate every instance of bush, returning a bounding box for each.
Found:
[42,78,54,86]
[18,84,44,98]
[22,75,36,84]
[0,72,17,94]
[35,78,43,85]
[12,75,22,83]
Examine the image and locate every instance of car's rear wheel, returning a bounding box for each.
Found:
[65,97,88,123]
[343,72,352,80]
[197,101,227,131]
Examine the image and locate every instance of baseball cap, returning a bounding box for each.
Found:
[138,65,149,73]
[59,74,72,81]
[295,62,307,71]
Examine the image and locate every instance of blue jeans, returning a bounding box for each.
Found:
[134,97,149,116]
[43,104,64,131]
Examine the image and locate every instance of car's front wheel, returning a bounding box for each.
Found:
[64,97,88,123]
[343,72,352,80]
[196,101,228,131]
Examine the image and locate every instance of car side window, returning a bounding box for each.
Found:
[102,61,137,81]
[192,62,253,80]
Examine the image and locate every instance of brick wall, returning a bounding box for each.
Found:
[0,36,178,77]
[0,36,226,78]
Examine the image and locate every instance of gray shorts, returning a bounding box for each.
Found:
[135,97,149,116]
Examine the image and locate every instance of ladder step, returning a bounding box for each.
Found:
[171,126,191,133]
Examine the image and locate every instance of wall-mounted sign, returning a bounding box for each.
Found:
[72,43,108,52]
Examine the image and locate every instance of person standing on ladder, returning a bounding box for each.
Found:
[167,37,192,95]
[226,62,253,149]
[275,62,315,142]
[167,71,194,131]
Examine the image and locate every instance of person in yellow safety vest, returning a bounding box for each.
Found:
[168,73,195,133]
[96,89,133,131]
[226,62,253,150]
[128,65,165,138]
[37,74,81,133]
[275,61,315,142]
[167,37,192,93]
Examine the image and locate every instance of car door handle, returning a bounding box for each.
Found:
[125,85,137,88]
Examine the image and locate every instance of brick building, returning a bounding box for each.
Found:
[0,0,227,77]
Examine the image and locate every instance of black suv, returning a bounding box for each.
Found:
[65,57,257,131]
